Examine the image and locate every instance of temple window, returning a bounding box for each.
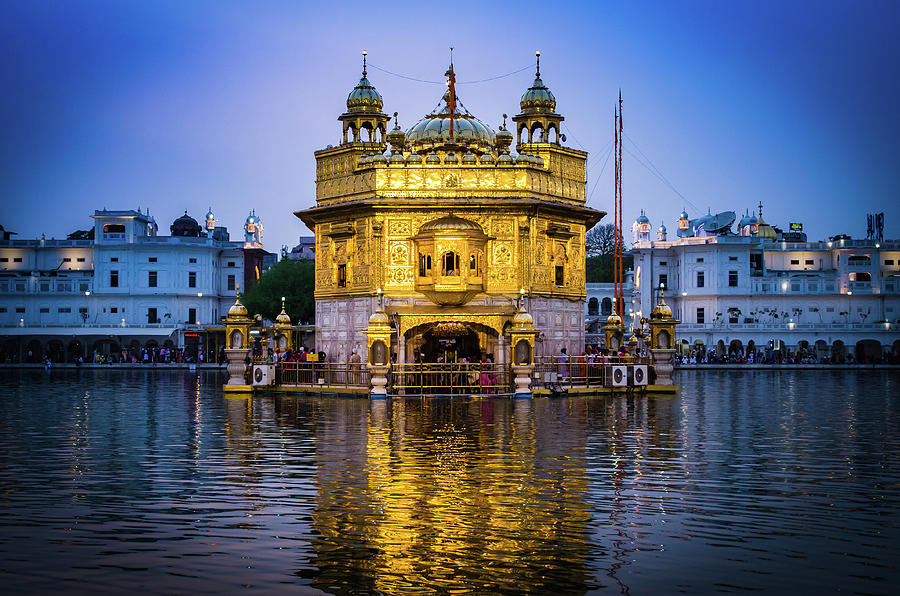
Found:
[419,253,433,277]
[337,264,347,287]
[555,265,565,286]
[469,252,481,275]
[443,252,460,276]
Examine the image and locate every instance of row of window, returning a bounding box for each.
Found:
[690,271,740,288]
[0,306,87,314]
[0,280,91,293]
[105,257,235,266]
[107,271,236,289]
[0,257,23,263]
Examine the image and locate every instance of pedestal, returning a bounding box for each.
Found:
[369,364,389,399]
[225,348,250,385]
[512,364,534,398]
[650,349,675,385]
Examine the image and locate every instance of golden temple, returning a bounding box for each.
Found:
[297,52,604,364]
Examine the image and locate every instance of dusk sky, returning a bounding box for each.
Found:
[2,0,898,251]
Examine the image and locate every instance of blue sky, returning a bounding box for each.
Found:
[2,0,898,250]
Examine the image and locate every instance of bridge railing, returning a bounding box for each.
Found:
[275,361,370,388]
[388,362,511,395]
[533,355,651,389]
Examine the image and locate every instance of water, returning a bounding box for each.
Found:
[0,369,898,594]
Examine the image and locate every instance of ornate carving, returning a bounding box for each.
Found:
[389,220,410,236]
[493,243,513,266]
[492,220,513,238]
[443,173,459,188]
[389,242,410,265]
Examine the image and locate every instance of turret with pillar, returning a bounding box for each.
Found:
[647,288,679,385]
[603,308,625,352]
[362,289,392,398]
[509,289,539,397]
[224,286,252,389]
[273,297,293,351]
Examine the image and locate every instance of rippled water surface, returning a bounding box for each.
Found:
[0,369,898,594]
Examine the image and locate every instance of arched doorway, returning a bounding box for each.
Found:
[601,297,612,316]
[588,297,599,316]
[67,339,84,362]
[404,321,498,363]
[815,339,828,363]
[832,340,846,364]
[855,339,882,364]
[2,338,22,363]
[25,340,43,363]
[47,340,65,363]
[728,339,743,357]
[746,340,756,359]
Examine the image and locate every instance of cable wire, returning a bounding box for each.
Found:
[367,62,533,86]
[623,132,702,213]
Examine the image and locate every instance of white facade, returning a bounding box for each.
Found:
[0,209,271,362]
[629,234,900,360]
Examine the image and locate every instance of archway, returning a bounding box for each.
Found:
[25,340,43,363]
[2,338,22,363]
[47,340,65,363]
[728,339,743,357]
[832,340,846,364]
[815,339,828,363]
[67,339,84,363]
[588,297,599,316]
[677,339,690,356]
[404,321,498,364]
[716,339,726,357]
[855,339,882,364]
[746,340,756,359]
[601,297,612,316]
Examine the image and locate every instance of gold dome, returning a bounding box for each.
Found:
[651,291,673,319]
[512,301,534,327]
[519,53,557,114]
[605,309,622,326]
[756,201,777,240]
[346,53,383,113]
[228,290,249,318]
[275,299,291,326]
[368,308,391,327]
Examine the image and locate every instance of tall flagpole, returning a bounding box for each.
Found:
[613,106,619,315]
[617,90,624,317]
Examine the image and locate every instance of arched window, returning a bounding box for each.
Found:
[601,297,612,316]
[419,253,432,277]
[443,251,460,276]
[588,297,599,316]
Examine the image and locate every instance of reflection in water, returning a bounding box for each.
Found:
[0,369,897,594]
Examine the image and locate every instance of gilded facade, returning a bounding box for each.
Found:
[297,53,604,363]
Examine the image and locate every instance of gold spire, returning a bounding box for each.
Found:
[275,296,291,325]
[227,284,249,318]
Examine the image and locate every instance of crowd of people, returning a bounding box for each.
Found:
[676,347,900,365]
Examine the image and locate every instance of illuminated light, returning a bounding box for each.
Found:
[197,292,203,297]
[84,291,91,296]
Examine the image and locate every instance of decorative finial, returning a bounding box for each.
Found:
[393,111,400,129]
[449,46,454,69]
[502,113,507,128]
[362,50,367,76]
[535,50,541,77]
[758,201,763,218]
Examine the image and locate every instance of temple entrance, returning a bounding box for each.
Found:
[404,321,500,364]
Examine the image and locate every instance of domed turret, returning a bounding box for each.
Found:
[606,308,622,326]
[495,114,514,153]
[205,207,215,232]
[171,211,202,237]
[228,288,249,319]
[658,222,667,241]
[513,52,565,146]
[406,92,496,154]
[346,51,383,113]
[244,209,263,248]
[275,298,291,326]
[386,112,407,154]
[756,202,777,241]
[338,51,390,145]
[651,289,673,319]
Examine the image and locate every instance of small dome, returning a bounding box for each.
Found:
[497,153,513,164]
[444,152,458,164]
[346,53,383,114]
[658,223,667,233]
[495,115,514,151]
[636,210,650,224]
[417,215,486,236]
[679,210,689,220]
[512,304,534,327]
[406,152,423,164]
[206,208,214,220]
[651,295,673,319]
[171,211,202,237]
[370,152,387,164]
[245,210,260,225]
[425,152,441,164]
[462,151,477,164]
[368,308,390,326]
[228,294,249,318]
[406,91,495,153]
[357,153,372,166]
[386,116,407,152]
[480,152,495,164]
[520,76,557,113]
[605,310,622,326]
[275,305,291,325]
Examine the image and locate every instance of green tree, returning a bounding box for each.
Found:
[585,223,631,283]
[242,258,315,324]
[67,228,94,240]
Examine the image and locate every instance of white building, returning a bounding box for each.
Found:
[628,206,900,362]
[0,208,274,363]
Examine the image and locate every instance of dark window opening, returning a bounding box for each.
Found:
[337,264,347,287]
[227,274,235,291]
[148,271,157,287]
[110,270,119,288]
[697,307,705,324]
[147,308,158,324]
[658,274,668,289]
[728,271,738,287]
[188,308,197,324]
[188,271,196,288]
[555,265,565,286]
[697,271,704,288]
[443,252,460,276]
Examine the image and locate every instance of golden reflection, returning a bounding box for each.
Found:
[308,398,594,593]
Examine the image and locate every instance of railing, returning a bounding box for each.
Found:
[275,361,370,388]
[534,355,651,389]
[676,322,893,330]
[389,363,510,395]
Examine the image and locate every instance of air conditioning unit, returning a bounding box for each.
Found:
[629,364,649,386]
[606,365,627,387]
[252,364,275,386]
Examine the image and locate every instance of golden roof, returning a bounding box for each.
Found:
[227,290,249,318]
[275,298,291,326]
[651,290,673,319]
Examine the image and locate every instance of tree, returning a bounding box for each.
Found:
[67,228,94,240]
[585,223,618,257]
[585,223,631,283]
[242,258,315,324]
